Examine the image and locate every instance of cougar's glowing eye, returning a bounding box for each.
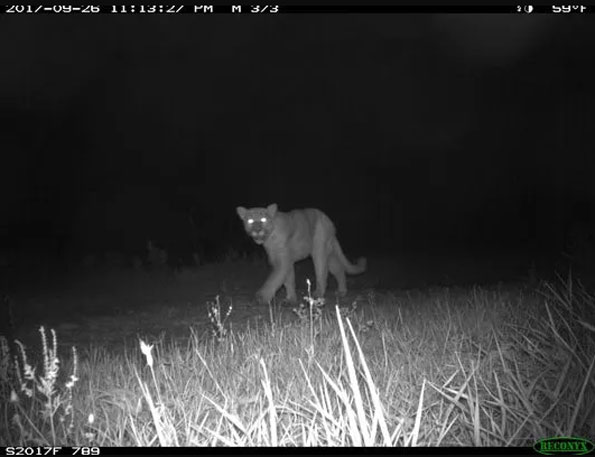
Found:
[247,218,254,224]
[260,217,267,223]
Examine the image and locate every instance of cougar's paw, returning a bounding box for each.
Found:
[255,289,273,305]
[285,294,298,306]
[336,289,347,298]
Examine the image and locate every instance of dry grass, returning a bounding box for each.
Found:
[1,275,593,446]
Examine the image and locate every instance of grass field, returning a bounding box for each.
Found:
[1,257,594,446]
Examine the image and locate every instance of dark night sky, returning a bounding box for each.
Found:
[1,13,594,267]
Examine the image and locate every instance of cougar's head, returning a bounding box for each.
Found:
[236,203,278,245]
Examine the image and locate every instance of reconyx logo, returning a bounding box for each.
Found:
[534,437,594,455]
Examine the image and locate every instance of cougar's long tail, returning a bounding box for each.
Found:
[332,238,367,274]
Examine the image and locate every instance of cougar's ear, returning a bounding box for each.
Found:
[267,203,278,217]
[236,206,247,219]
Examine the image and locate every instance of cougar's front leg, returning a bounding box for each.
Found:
[256,254,290,304]
[283,265,297,304]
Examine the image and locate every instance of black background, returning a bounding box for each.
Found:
[1,12,593,279]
